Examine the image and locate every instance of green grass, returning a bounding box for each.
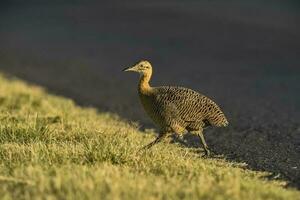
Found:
[0,74,299,200]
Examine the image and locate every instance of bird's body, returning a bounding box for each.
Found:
[124,60,228,156]
[139,86,228,134]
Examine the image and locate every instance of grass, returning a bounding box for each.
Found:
[0,73,299,200]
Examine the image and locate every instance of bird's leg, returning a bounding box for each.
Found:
[140,132,167,151]
[192,129,210,156]
[198,131,210,156]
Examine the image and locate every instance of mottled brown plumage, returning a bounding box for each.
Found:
[123,60,228,156]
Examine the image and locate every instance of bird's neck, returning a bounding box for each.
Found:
[139,72,152,93]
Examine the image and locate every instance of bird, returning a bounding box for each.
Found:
[123,60,228,156]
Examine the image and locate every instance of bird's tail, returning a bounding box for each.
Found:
[208,112,229,127]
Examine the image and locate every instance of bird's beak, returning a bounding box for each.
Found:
[123,65,137,72]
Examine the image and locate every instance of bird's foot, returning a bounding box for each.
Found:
[203,148,211,157]
[138,144,150,152]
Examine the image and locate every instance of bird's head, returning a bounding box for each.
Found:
[123,60,152,75]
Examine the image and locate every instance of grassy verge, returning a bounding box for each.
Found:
[0,74,299,200]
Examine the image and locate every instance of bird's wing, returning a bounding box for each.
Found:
[155,86,210,106]
[154,86,217,121]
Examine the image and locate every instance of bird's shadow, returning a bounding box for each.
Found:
[145,125,300,190]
